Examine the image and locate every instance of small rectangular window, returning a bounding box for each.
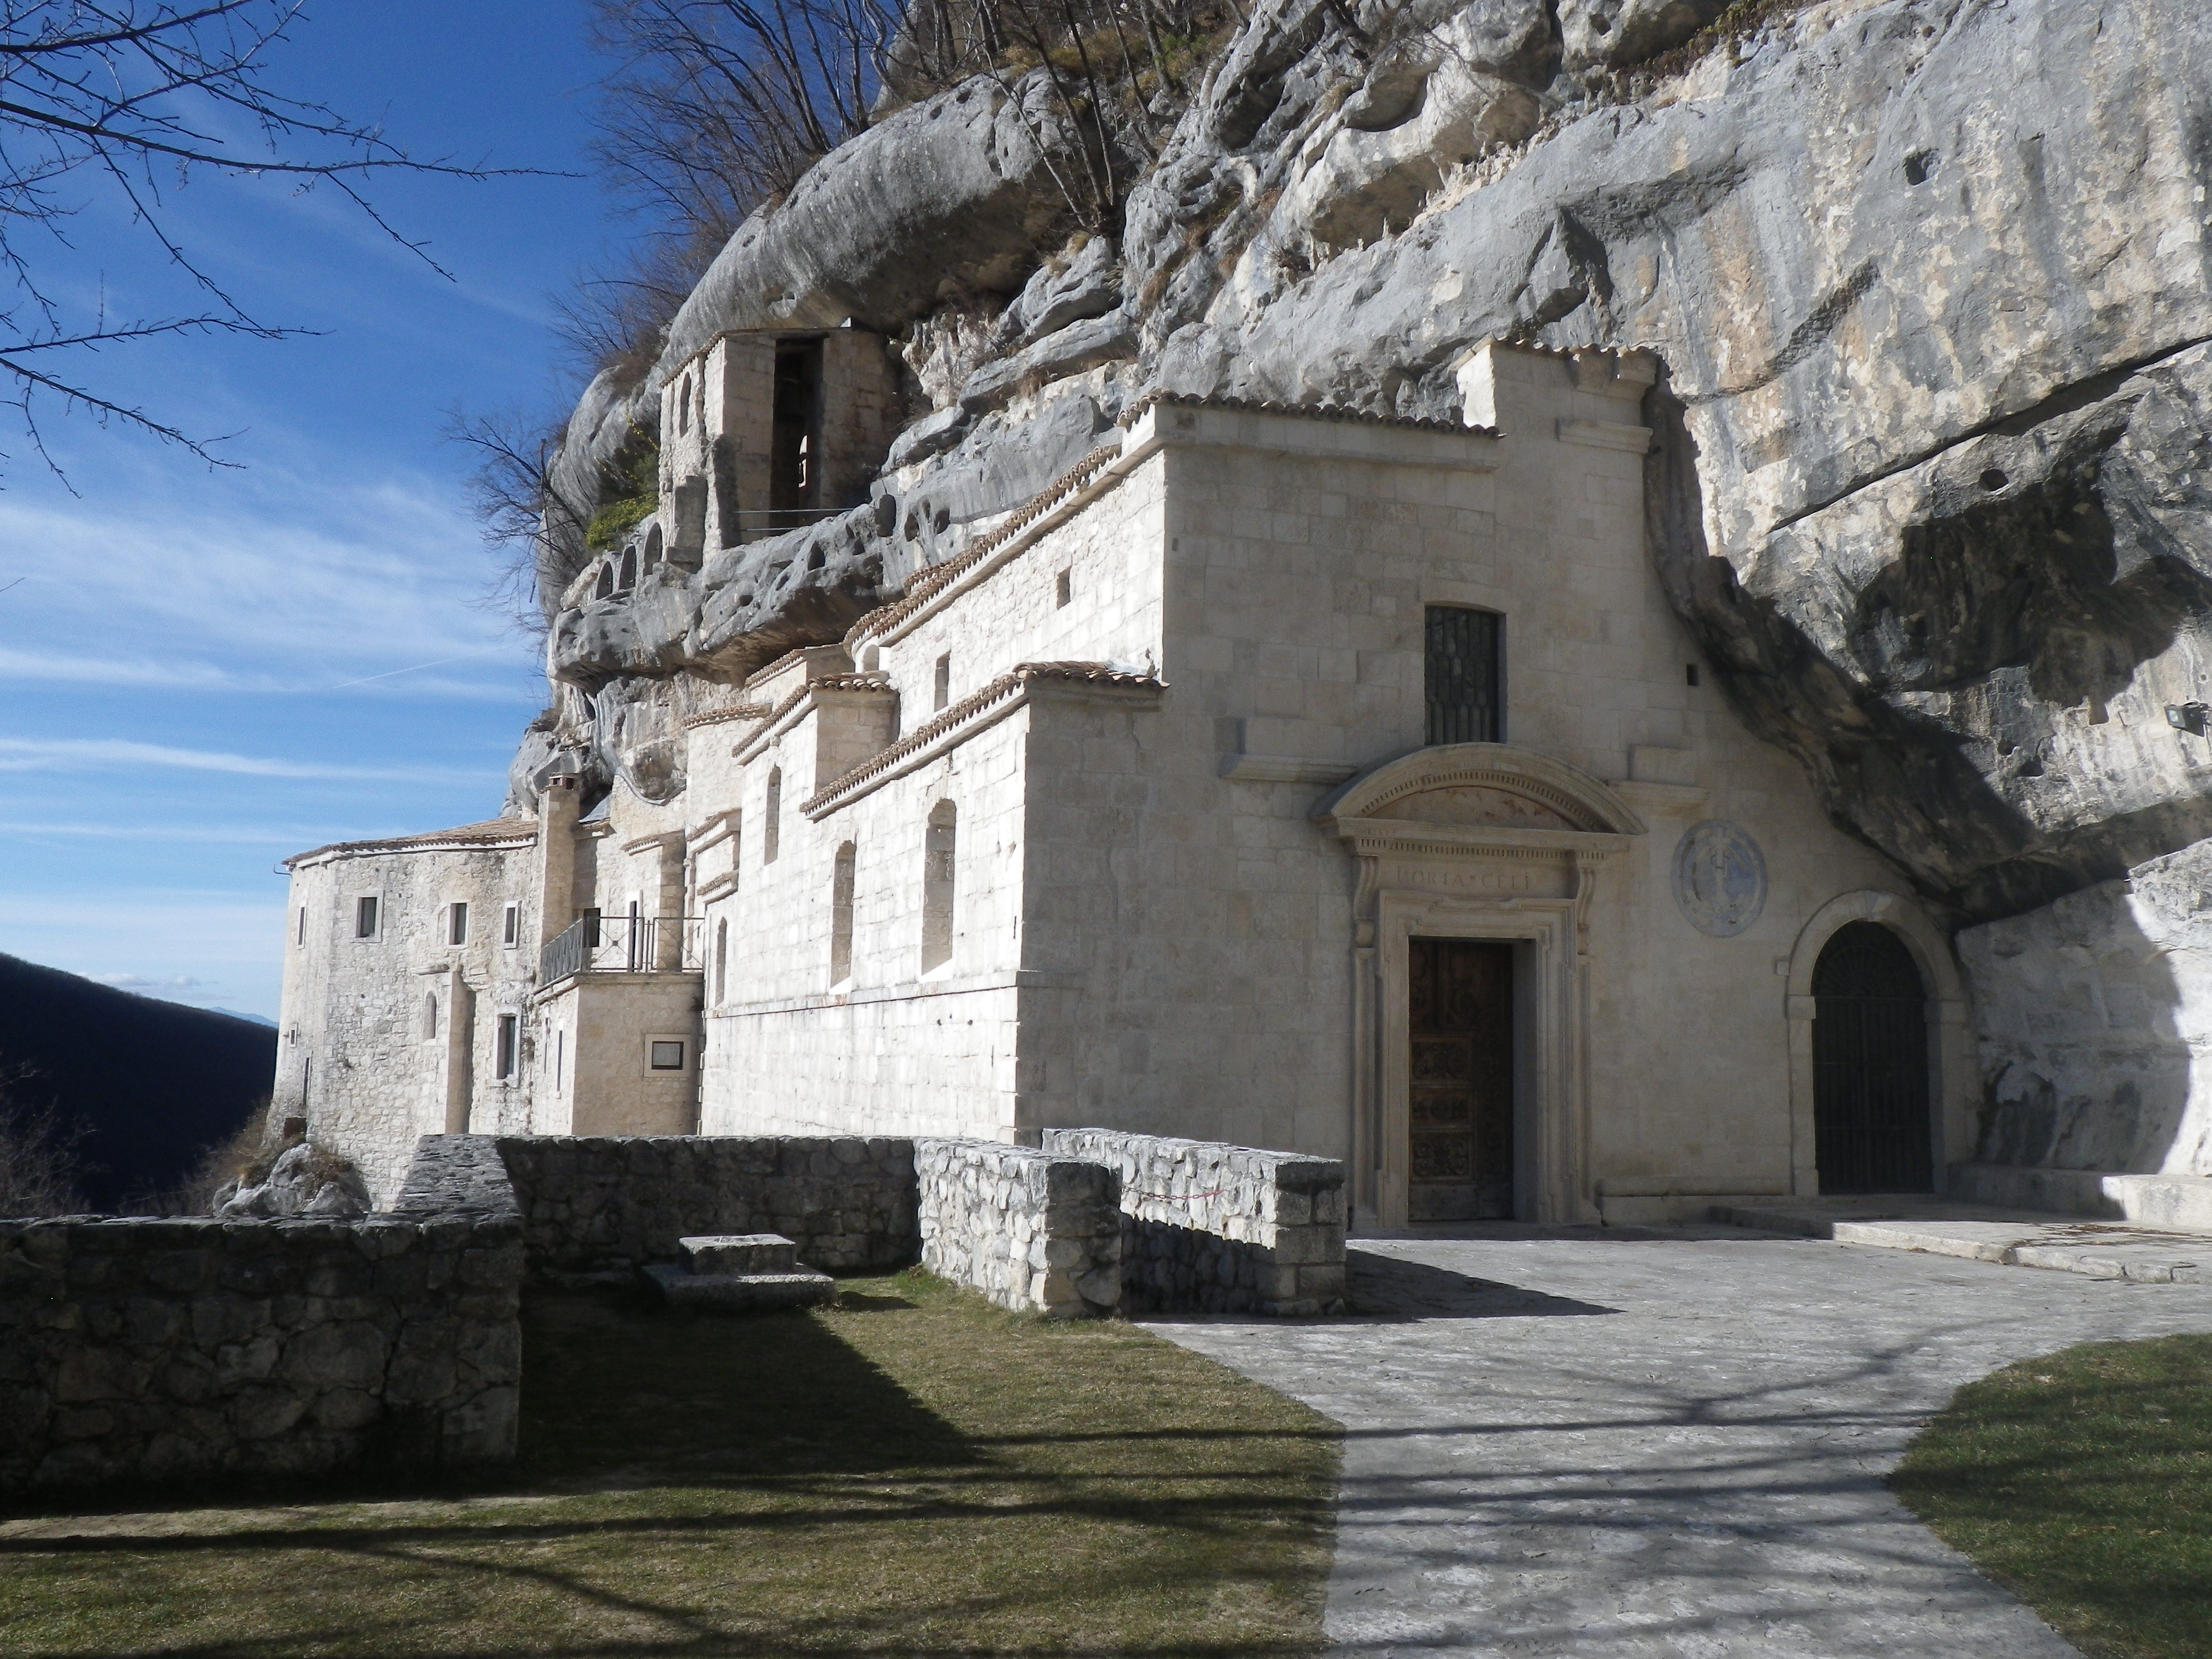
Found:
[1424,606,1502,745]
[502,903,519,947]
[354,896,379,939]
[296,907,306,945]
[495,1014,518,1081]
[1054,568,1071,609]
[649,1039,686,1071]
[448,902,469,946]
[933,652,951,712]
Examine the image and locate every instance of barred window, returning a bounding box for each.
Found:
[1425,606,1502,745]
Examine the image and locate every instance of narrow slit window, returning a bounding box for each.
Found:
[933,652,951,712]
[921,802,956,975]
[714,918,729,1003]
[495,1014,518,1081]
[296,907,306,945]
[1424,606,1503,745]
[1055,568,1071,608]
[831,842,856,985]
[422,992,439,1041]
[355,896,379,939]
[763,769,782,864]
[502,903,519,947]
[448,902,469,946]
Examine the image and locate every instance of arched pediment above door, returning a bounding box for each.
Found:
[1313,743,1647,852]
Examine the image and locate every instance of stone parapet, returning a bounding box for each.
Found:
[914,1138,1121,1318]
[0,1196,522,1497]
[1042,1129,1347,1315]
[491,1135,916,1279]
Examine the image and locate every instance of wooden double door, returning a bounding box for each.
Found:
[1407,938,1516,1221]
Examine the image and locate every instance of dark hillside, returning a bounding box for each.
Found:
[0,952,275,1211]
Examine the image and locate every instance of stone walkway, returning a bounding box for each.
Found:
[1144,1229,2212,1658]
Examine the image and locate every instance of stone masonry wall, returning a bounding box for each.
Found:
[0,1137,523,1496]
[493,1135,917,1278]
[914,1138,1121,1318]
[1043,1129,1347,1315]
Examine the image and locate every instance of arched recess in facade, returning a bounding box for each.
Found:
[1783,890,1973,1196]
[1315,743,1647,1230]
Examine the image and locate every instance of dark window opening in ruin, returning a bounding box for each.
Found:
[1055,568,1071,609]
[503,904,519,947]
[714,436,741,548]
[1425,606,1503,745]
[619,548,637,591]
[771,338,825,521]
[1686,663,1701,688]
[448,902,468,946]
[645,523,664,569]
[595,564,614,601]
[676,372,693,434]
[495,1014,518,1081]
[354,896,379,939]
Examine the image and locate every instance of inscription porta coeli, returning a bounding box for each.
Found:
[1382,864,1549,897]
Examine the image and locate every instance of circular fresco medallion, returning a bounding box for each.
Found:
[1672,820,1768,938]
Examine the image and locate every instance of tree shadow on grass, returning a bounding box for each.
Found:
[0,1284,1338,1657]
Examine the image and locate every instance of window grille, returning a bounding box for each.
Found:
[1424,606,1502,744]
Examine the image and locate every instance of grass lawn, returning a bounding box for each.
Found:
[1890,1333,2212,1659]
[0,1270,1340,1656]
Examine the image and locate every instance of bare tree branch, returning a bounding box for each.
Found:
[0,1,561,475]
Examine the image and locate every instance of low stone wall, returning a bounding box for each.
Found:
[492,1135,917,1279]
[914,1139,1121,1318]
[0,1136,522,1497]
[1042,1129,1347,1315]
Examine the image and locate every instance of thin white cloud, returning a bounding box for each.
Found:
[0,737,492,784]
[0,821,356,844]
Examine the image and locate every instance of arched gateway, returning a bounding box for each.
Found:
[1812,922,1934,1193]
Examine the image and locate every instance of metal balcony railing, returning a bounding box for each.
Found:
[540,914,704,984]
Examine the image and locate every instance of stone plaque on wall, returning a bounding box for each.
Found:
[1672,821,1767,938]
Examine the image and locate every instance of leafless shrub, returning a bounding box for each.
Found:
[0,1063,86,1218]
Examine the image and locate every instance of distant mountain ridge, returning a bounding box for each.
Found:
[0,952,276,1211]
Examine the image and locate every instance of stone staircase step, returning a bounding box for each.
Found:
[640,1261,836,1311]
[1712,1199,2209,1284]
[680,1233,799,1275]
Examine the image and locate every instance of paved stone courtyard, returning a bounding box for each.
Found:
[1146,1229,2212,1658]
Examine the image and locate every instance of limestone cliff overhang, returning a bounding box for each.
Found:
[283,818,539,873]
[1313,744,1647,861]
[803,661,1165,820]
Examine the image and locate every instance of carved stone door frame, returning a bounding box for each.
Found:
[1316,744,1645,1229]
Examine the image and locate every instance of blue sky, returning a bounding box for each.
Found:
[0,1,613,1018]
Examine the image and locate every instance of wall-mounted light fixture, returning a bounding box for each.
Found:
[2165,702,2208,736]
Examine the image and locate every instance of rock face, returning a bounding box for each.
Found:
[213,1142,374,1221]
[529,0,2212,1170]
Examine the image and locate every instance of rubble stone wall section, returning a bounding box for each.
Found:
[493,1135,917,1278]
[914,1138,1121,1317]
[1043,1129,1347,1315]
[0,1135,523,1496]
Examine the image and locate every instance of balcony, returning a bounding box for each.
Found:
[541,914,703,984]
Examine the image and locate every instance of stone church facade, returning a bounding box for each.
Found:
[276,335,1971,1229]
